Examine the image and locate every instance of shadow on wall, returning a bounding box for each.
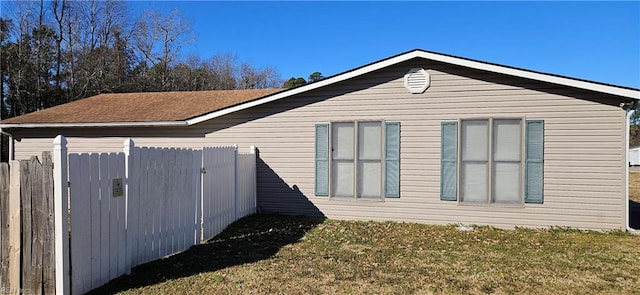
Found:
[630,200,640,230]
[87,214,326,294]
[255,149,325,217]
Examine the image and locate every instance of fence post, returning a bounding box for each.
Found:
[232,144,238,221]
[250,145,257,215]
[8,160,21,292]
[123,138,135,274]
[53,135,70,295]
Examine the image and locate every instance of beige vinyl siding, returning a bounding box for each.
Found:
[11,59,629,230]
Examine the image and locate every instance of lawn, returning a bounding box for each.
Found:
[91,215,640,295]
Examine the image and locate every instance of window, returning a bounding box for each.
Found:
[440,119,544,204]
[315,121,400,199]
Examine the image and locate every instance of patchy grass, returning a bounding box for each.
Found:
[629,172,640,203]
[91,215,640,295]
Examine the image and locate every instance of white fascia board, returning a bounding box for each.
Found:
[0,121,187,128]
[186,51,421,126]
[186,50,639,126]
[416,51,640,99]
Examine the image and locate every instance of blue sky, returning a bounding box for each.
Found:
[137,1,640,88]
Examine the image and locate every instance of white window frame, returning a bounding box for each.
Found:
[458,117,525,205]
[329,120,385,201]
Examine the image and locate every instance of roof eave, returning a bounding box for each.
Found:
[185,51,423,126]
[186,50,639,126]
[416,51,640,99]
[0,121,188,129]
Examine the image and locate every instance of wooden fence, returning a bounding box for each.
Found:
[1,136,257,294]
[0,153,56,295]
[56,137,256,294]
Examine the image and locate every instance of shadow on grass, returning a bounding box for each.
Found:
[630,200,640,230]
[88,214,325,294]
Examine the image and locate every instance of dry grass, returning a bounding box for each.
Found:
[90,215,640,295]
[629,172,640,203]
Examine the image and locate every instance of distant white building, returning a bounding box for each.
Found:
[630,146,640,166]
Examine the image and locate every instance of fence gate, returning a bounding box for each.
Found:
[201,146,237,239]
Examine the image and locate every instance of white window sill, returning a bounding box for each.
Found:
[457,202,524,208]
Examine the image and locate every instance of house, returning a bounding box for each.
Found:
[1,49,639,231]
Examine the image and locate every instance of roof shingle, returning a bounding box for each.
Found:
[0,89,283,124]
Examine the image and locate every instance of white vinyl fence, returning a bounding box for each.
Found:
[201,146,258,239]
[52,136,257,295]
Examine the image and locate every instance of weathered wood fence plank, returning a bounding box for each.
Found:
[30,157,44,295]
[8,160,21,293]
[0,163,9,290]
[42,152,55,295]
[20,159,32,292]
[0,153,55,295]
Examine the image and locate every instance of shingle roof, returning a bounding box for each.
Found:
[0,89,283,124]
[2,49,638,129]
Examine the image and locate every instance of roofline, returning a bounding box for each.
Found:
[417,50,639,97]
[0,121,187,128]
[185,49,639,126]
[3,49,638,128]
[185,50,428,125]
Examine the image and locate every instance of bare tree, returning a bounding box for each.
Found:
[238,62,282,89]
[0,1,281,123]
[208,53,238,89]
[66,0,132,98]
[132,8,194,91]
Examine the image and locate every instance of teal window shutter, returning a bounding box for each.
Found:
[385,122,400,197]
[525,120,544,204]
[440,122,458,201]
[315,124,329,196]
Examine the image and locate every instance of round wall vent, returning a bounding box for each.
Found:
[404,68,430,94]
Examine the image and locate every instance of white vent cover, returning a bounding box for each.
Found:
[404,68,430,94]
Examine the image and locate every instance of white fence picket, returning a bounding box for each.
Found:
[107,154,118,280]
[69,154,90,294]
[98,153,110,285]
[151,148,162,262]
[125,139,137,273]
[192,150,202,246]
[136,147,150,264]
[55,136,257,294]
[115,153,127,277]
[89,154,101,289]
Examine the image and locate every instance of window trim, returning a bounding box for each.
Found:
[457,117,526,206]
[328,120,386,201]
